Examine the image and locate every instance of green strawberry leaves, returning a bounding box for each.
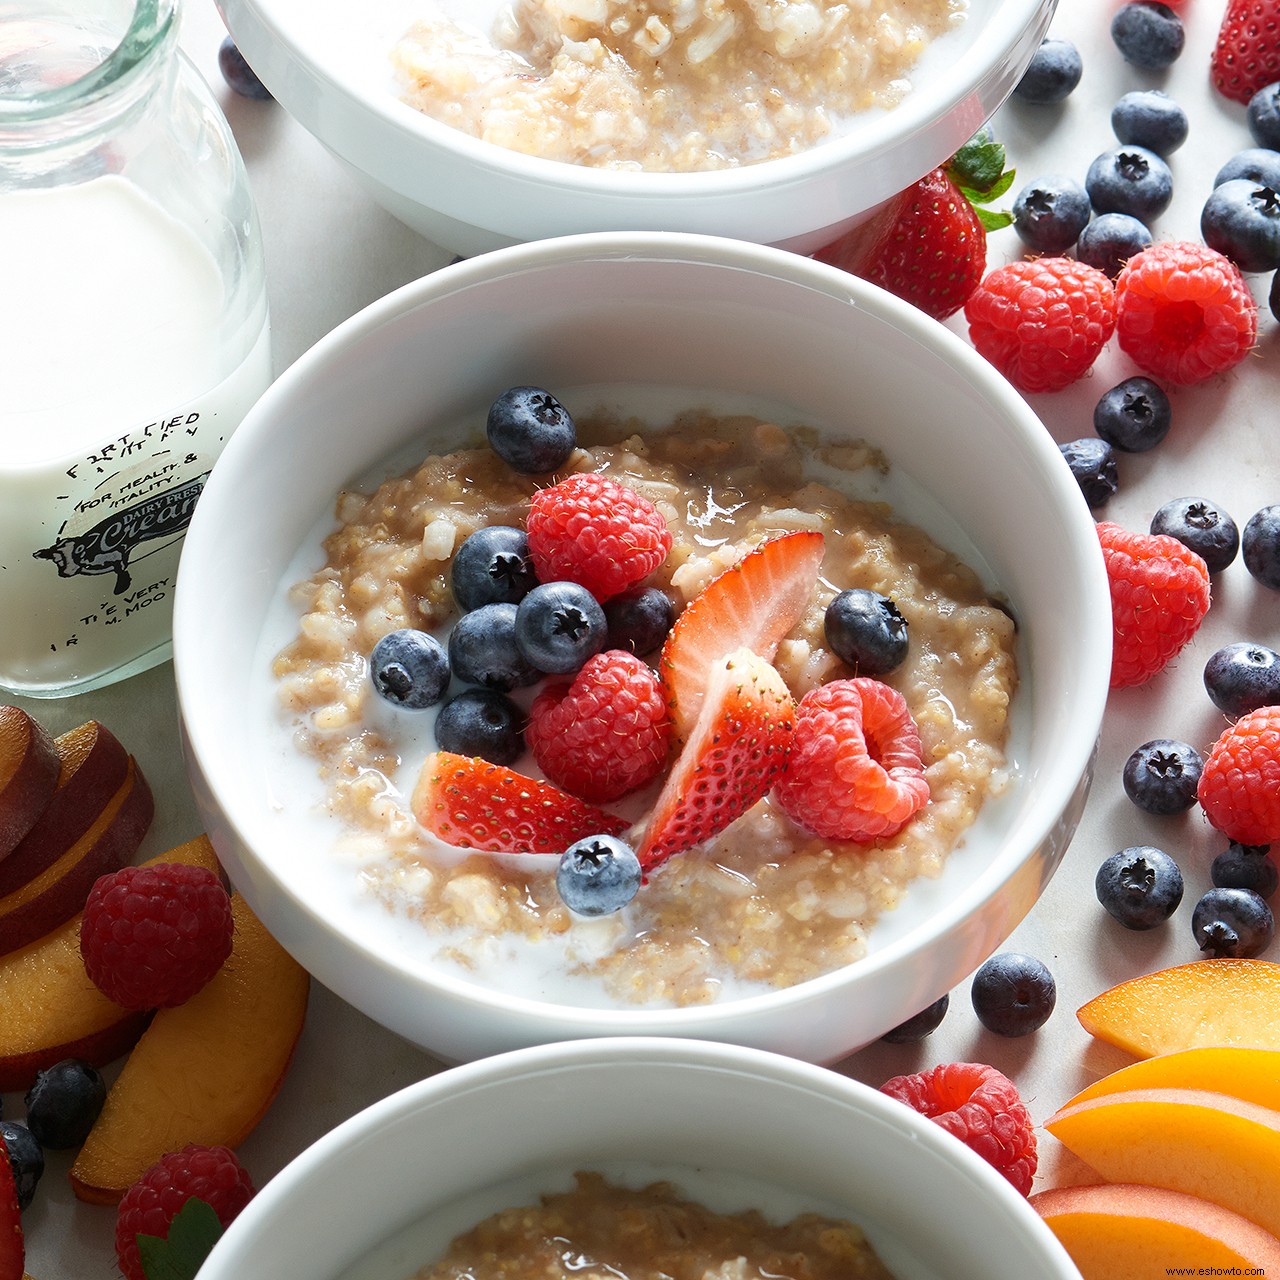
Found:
[948,132,1015,234]
[138,1198,224,1280]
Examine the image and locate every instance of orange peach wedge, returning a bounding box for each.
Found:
[0,707,59,862]
[1065,1045,1280,1112]
[1031,1183,1280,1278]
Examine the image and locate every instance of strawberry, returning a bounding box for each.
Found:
[660,530,824,741]
[411,751,626,853]
[1211,0,1280,103]
[812,132,1014,320]
[0,1142,22,1280]
[635,647,795,873]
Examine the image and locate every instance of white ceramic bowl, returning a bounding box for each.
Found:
[216,0,1056,256]
[174,232,1110,1066]
[198,1038,1079,1280]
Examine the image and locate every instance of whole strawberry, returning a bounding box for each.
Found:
[965,257,1117,393]
[1198,705,1280,845]
[1097,522,1211,689]
[1211,0,1280,103]
[80,863,234,1010]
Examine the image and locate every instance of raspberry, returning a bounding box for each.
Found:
[880,1061,1037,1195]
[115,1144,255,1280]
[1198,706,1280,845]
[964,256,1116,393]
[526,472,672,601]
[528,650,671,803]
[772,677,929,842]
[1097,522,1211,689]
[1114,241,1257,385]
[80,863,234,1009]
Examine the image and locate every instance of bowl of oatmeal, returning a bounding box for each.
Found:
[215,0,1056,255]
[197,1039,1079,1280]
[174,231,1110,1065]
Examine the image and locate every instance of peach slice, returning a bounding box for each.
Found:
[1031,1183,1280,1278]
[0,755,153,956]
[1065,1045,1280,1112]
[0,707,59,862]
[0,836,221,1094]
[69,892,310,1204]
[1076,958,1280,1057]
[1045,1086,1280,1238]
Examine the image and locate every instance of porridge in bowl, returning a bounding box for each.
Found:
[392,0,967,172]
[268,395,1017,1008]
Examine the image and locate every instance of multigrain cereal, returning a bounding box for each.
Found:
[392,0,966,171]
[271,412,1017,1006]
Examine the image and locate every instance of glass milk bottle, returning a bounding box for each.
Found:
[0,0,271,696]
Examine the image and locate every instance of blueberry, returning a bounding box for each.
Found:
[1212,842,1278,899]
[1243,505,1280,589]
[1201,180,1280,273]
[514,581,607,675]
[1122,739,1203,815]
[434,688,525,765]
[23,1058,106,1150]
[451,526,538,611]
[1095,845,1184,930]
[1059,438,1118,508]
[486,387,576,475]
[1203,642,1280,716]
[970,952,1056,1037]
[1192,886,1275,958]
[1150,497,1239,573]
[217,36,273,100]
[1093,376,1171,453]
[1086,146,1174,221]
[1215,147,1280,190]
[603,586,676,657]
[1248,82,1280,150]
[369,629,450,710]
[1272,268,1280,322]
[1076,212,1153,277]
[447,603,540,691]
[1011,175,1092,254]
[1111,89,1189,155]
[1110,1,1185,69]
[0,1120,43,1210]
[1012,37,1083,104]
[556,835,642,917]
[824,588,910,676]
[879,993,949,1043]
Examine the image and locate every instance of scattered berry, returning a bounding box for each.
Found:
[1085,146,1174,222]
[1011,175,1092,254]
[1111,1,1185,69]
[451,525,538,611]
[823,588,910,676]
[1075,211,1153,278]
[1216,147,1280,189]
[1198,705,1280,844]
[1249,81,1280,147]
[773,677,929,843]
[1096,845,1184,929]
[1204,643,1280,716]
[115,1144,255,1280]
[485,386,576,474]
[556,835,643,917]
[1192,886,1275,957]
[879,993,949,1044]
[1093,376,1172,453]
[970,952,1056,1037]
[602,586,676,657]
[1114,241,1257,385]
[514,580,608,675]
[0,1121,42,1212]
[1059,438,1119,508]
[1150,497,1239,573]
[527,650,671,803]
[1111,89,1189,155]
[1243,505,1280,588]
[433,688,524,765]
[447,602,540,691]
[80,863,234,1010]
[1122,739,1203,814]
[526,472,672,601]
[1212,842,1278,898]
[1210,0,1280,104]
[1096,522,1211,689]
[23,1059,106,1150]
[880,1061,1037,1195]
[1201,179,1280,273]
[217,36,272,100]
[1013,37,1084,104]
[965,257,1116,393]
[369,628,450,710]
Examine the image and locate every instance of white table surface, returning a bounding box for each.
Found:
[9,0,1280,1275]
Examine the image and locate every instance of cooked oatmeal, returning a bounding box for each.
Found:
[271,411,1017,1006]
[411,1170,895,1279]
[392,0,966,171]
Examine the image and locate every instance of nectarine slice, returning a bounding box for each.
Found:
[1031,1183,1280,1278]
[0,836,221,1094]
[1077,958,1280,1057]
[1066,1046,1280,1112]
[69,892,310,1204]
[0,707,59,862]
[1045,1086,1280,1238]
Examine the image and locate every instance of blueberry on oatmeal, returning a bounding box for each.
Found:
[515,581,608,675]
[603,586,676,657]
[434,688,525,765]
[451,525,539,611]
[369,629,451,709]
[556,835,642,917]
[448,603,541,691]
[486,386,577,474]
[823,588,909,676]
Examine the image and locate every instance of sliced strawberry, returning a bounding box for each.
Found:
[412,752,627,854]
[0,1142,22,1280]
[1211,0,1280,103]
[635,648,795,873]
[660,530,823,742]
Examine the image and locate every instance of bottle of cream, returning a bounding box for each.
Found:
[0,0,271,696]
